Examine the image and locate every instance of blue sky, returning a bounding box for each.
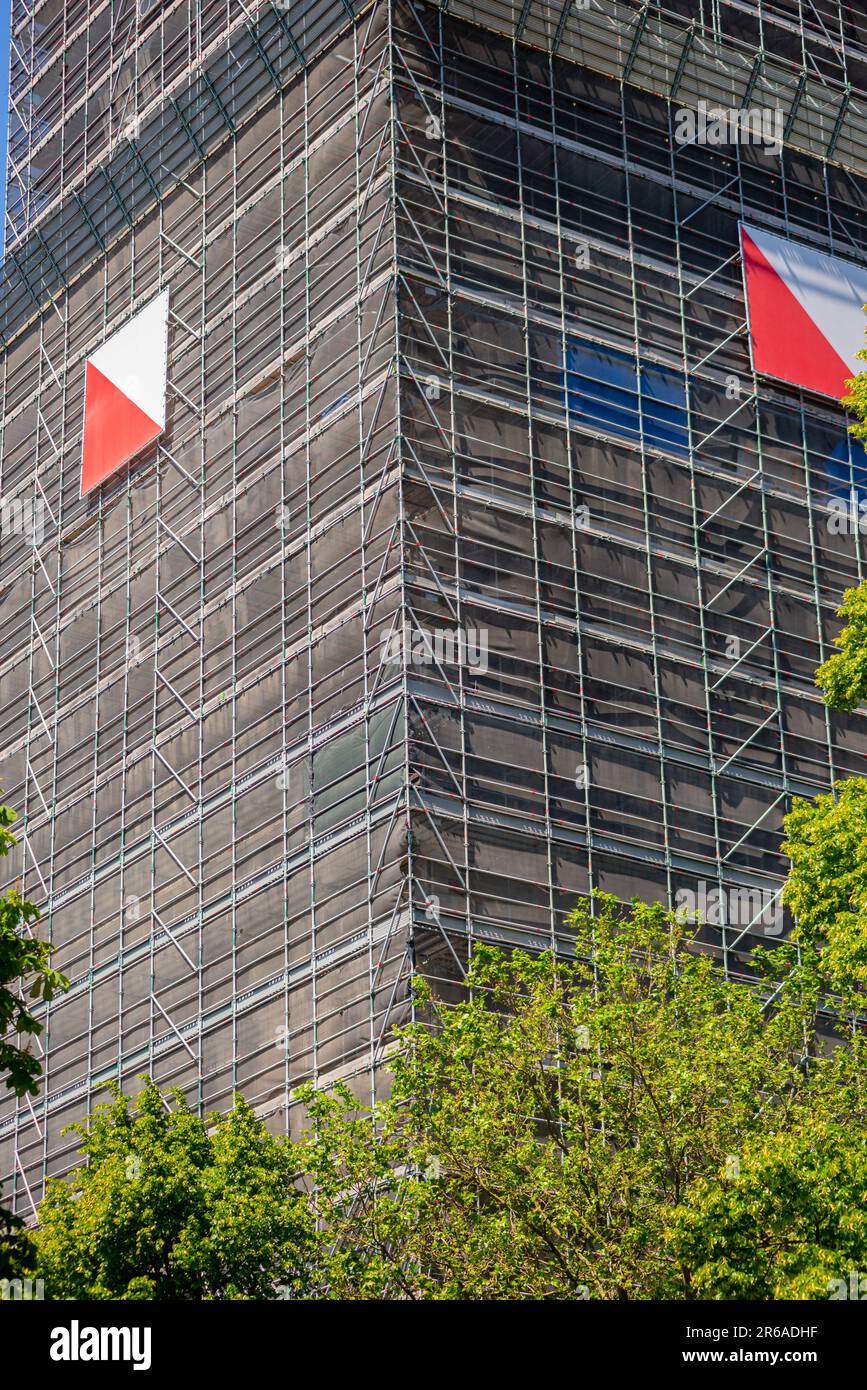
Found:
[0,0,10,258]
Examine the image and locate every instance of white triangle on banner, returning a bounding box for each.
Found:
[88,289,169,430]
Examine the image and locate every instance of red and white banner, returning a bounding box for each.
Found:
[740,223,867,399]
[81,290,169,495]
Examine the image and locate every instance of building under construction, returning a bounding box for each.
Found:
[3,0,867,1215]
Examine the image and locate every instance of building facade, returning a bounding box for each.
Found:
[2,0,867,1214]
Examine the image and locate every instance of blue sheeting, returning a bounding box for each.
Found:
[823,434,867,500]
[565,338,689,455]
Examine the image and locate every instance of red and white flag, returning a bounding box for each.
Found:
[81,290,169,495]
[740,223,867,399]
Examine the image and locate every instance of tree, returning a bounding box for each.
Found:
[781,781,867,994]
[297,894,864,1299]
[777,332,867,987]
[815,581,867,713]
[672,1066,867,1299]
[842,342,867,444]
[35,1078,316,1299]
[0,800,68,1280]
[779,545,867,995]
[675,360,867,1294]
[0,803,68,1099]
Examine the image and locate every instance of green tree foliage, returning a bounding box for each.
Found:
[843,342,867,443]
[29,897,866,1299]
[684,356,867,1294]
[35,1079,316,1300]
[0,800,68,1280]
[296,896,866,1299]
[816,582,867,712]
[674,1101,867,1299]
[788,328,867,982]
[782,782,867,993]
[0,804,68,1099]
[779,506,867,992]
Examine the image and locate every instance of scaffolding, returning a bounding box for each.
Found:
[2,0,867,1215]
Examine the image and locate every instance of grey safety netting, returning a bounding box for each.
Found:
[0,0,410,1214]
[390,0,867,1001]
[2,0,362,341]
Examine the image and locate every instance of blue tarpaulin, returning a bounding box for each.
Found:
[565,338,689,455]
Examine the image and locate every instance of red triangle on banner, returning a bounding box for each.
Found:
[742,228,853,399]
[81,360,162,495]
